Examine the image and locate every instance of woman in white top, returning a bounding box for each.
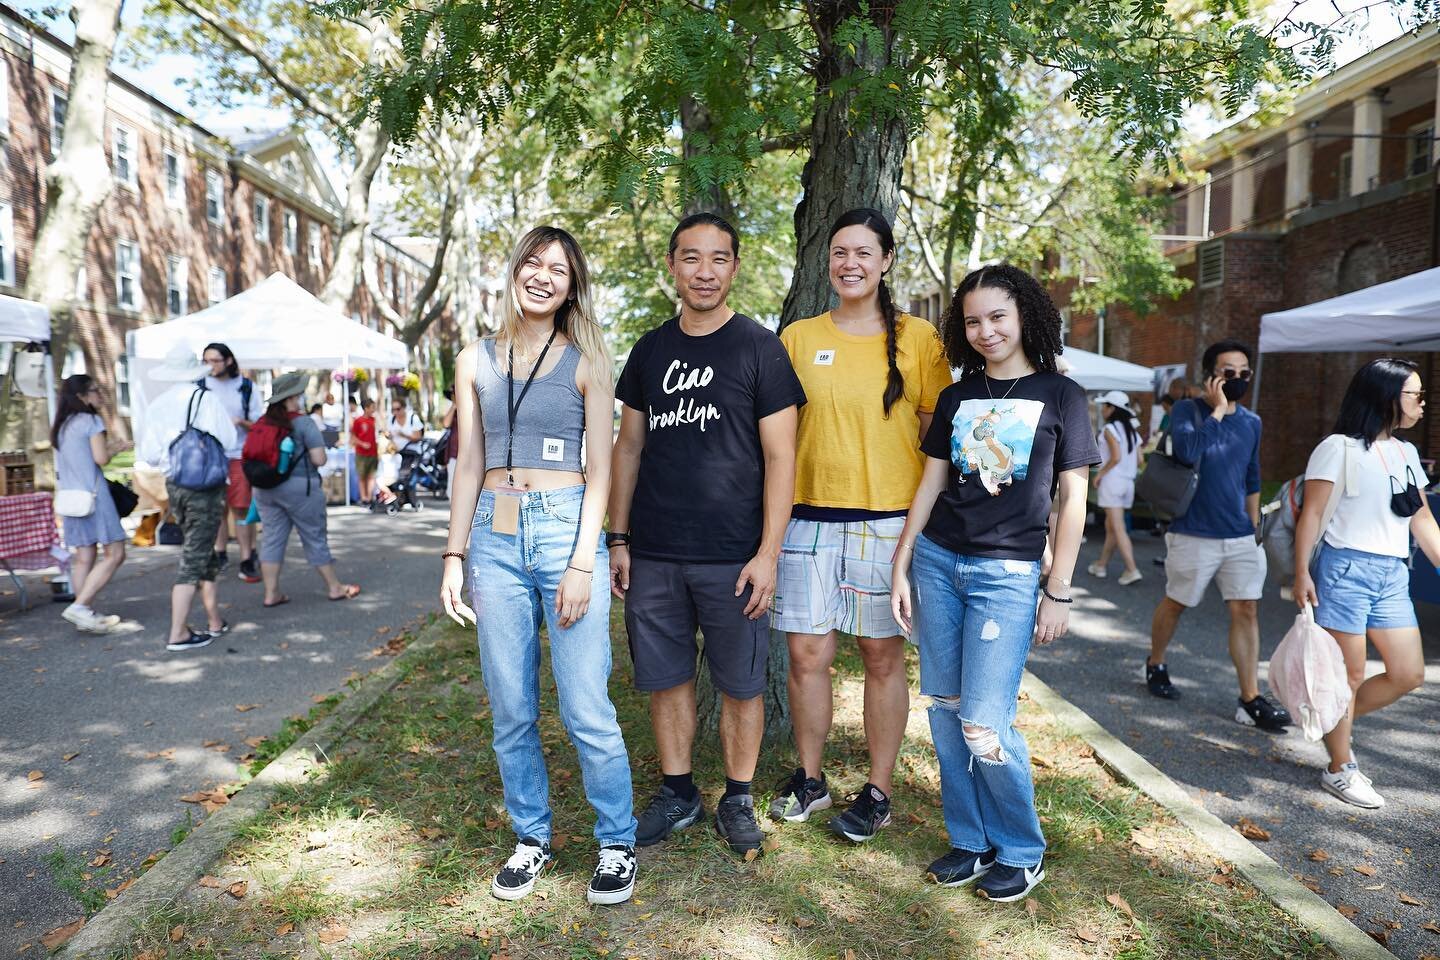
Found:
[1294,359,1440,809]
[1087,391,1142,584]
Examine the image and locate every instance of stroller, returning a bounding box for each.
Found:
[384,430,449,515]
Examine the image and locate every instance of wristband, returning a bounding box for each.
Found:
[567,564,593,575]
[604,532,632,548]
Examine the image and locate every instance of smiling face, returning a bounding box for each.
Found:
[666,224,738,314]
[828,223,893,305]
[514,240,573,320]
[962,285,1024,369]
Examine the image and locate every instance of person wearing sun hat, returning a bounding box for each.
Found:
[249,370,361,607]
[1088,390,1143,585]
[136,343,238,652]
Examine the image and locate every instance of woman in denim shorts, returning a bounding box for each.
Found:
[439,227,637,905]
[891,264,1098,902]
[1294,358,1440,809]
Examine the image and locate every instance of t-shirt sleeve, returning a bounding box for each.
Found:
[1404,441,1428,484]
[82,413,105,439]
[921,387,957,461]
[753,332,807,419]
[293,416,325,452]
[245,381,263,421]
[614,335,648,412]
[916,320,951,414]
[1055,378,1102,471]
[1303,434,1345,483]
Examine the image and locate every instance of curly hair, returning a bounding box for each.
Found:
[940,263,1065,380]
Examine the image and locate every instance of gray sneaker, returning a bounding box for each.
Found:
[769,767,832,822]
[635,786,704,847]
[715,793,764,856]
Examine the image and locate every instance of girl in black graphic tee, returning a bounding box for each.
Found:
[890,264,1098,902]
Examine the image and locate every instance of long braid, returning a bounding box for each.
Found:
[878,277,904,417]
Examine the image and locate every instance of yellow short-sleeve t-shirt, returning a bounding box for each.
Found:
[780,311,953,513]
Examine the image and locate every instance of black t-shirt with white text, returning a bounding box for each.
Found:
[919,371,1099,560]
[616,314,806,562]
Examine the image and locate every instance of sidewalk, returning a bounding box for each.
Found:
[69,612,1340,960]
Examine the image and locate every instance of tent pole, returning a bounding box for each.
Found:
[343,354,351,508]
[1252,351,1264,420]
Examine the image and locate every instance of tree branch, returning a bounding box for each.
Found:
[760,128,811,152]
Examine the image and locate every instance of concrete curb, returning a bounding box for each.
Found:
[1020,670,1394,960]
[56,616,456,960]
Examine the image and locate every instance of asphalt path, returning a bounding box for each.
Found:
[1031,527,1440,959]
[0,502,451,955]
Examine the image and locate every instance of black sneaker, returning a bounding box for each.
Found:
[166,631,214,652]
[926,847,996,887]
[769,767,832,823]
[828,783,892,842]
[237,557,261,583]
[586,844,637,905]
[976,858,1045,902]
[491,837,552,901]
[1145,661,1181,699]
[635,785,704,847]
[1236,694,1291,732]
[714,793,765,856]
[214,551,229,572]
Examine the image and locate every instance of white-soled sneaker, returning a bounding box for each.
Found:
[62,603,119,633]
[1086,563,1107,579]
[1117,569,1143,586]
[1321,762,1384,809]
[586,844,637,905]
[491,837,552,901]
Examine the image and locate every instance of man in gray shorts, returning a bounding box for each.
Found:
[608,212,805,857]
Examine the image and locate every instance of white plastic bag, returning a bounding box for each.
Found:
[1267,605,1351,741]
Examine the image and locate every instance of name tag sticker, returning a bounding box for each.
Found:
[541,438,565,462]
[814,349,836,366]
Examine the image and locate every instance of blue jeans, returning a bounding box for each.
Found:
[911,533,1045,868]
[469,485,637,847]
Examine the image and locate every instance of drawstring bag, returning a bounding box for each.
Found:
[1267,604,1350,742]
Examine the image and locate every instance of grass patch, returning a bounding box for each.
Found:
[244,693,343,777]
[42,846,108,916]
[122,611,1338,960]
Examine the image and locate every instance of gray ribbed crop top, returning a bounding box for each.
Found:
[474,338,586,473]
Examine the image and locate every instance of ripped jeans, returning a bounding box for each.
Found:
[911,533,1045,868]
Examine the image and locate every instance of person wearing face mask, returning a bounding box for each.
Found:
[1292,359,1437,808]
[1144,340,1292,733]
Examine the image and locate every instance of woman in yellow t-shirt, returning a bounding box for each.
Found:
[769,207,953,842]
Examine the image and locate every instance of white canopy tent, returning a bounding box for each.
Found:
[126,273,411,505]
[1061,346,1156,393]
[1259,267,1440,353]
[0,293,55,423]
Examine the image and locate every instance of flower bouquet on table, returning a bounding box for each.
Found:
[333,367,369,384]
[384,372,421,392]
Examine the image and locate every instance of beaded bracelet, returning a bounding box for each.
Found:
[1040,585,1073,604]
[441,551,466,561]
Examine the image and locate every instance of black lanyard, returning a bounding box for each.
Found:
[506,328,558,482]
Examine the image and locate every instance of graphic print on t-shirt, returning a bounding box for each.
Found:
[950,398,1045,495]
[648,359,722,432]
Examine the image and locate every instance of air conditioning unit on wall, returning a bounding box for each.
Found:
[1197,241,1225,290]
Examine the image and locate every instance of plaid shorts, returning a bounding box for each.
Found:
[772,516,904,639]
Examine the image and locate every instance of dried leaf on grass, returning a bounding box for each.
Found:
[1024,898,1039,917]
[169,925,184,943]
[275,922,295,936]
[1075,928,1101,943]
[1107,893,1135,918]
[40,919,84,950]
[197,875,223,888]
[226,881,247,899]
[317,923,348,944]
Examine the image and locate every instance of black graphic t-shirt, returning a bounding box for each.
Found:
[617,314,806,562]
[919,371,1099,560]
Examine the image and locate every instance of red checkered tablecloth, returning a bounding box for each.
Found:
[0,492,63,570]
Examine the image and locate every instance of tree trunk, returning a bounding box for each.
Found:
[320,114,390,310]
[779,2,907,329]
[679,95,737,222]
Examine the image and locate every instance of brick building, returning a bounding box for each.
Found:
[0,4,455,425]
[1063,29,1440,480]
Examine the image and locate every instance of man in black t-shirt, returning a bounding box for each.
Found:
[609,213,805,859]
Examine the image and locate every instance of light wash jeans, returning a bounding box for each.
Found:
[469,485,637,847]
[911,533,1045,868]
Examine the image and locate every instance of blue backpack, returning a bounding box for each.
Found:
[168,387,228,491]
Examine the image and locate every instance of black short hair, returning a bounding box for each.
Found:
[668,212,739,257]
[1201,339,1253,376]
[309,403,323,414]
[1333,358,1420,448]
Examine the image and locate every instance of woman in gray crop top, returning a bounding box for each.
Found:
[440,226,638,905]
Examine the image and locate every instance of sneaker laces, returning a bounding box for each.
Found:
[594,847,632,878]
[503,841,547,873]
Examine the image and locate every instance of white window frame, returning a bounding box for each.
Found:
[163,149,185,209]
[0,204,14,287]
[283,210,297,254]
[253,195,270,244]
[1408,120,1435,177]
[205,169,224,225]
[166,255,188,316]
[112,123,138,188]
[115,239,141,310]
[307,222,322,267]
[114,354,131,415]
[207,266,226,305]
[0,58,10,136]
[49,89,66,157]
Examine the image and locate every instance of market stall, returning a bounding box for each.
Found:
[0,294,60,606]
[1061,346,1156,393]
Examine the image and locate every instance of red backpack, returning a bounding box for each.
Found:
[241,413,299,489]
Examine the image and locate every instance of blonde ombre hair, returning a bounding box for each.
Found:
[498,226,612,391]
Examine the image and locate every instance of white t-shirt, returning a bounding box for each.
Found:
[388,410,423,451]
[137,385,238,473]
[202,375,262,457]
[1097,421,1141,481]
[1305,434,1426,559]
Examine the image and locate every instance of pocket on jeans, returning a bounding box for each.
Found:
[471,509,493,529]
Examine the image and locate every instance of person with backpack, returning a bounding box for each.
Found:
[199,343,263,584]
[1088,391,1143,585]
[136,344,236,652]
[1293,359,1437,808]
[245,372,361,607]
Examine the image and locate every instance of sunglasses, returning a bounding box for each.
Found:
[1217,368,1252,381]
[1401,389,1426,402]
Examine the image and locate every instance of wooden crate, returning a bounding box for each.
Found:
[0,463,35,495]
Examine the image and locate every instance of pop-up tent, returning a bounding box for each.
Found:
[1259,266,1440,353]
[1061,346,1155,393]
[0,293,55,421]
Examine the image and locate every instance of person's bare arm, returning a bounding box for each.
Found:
[1096,429,1120,483]
[1292,477,1333,608]
[1410,495,1440,567]
[735,405,798,619]
[555,358,613,627]
[917,411,934,447]
[891,455,948,632]
[441,344,485,625]
[1032,467,1088,645]
[607,405,646,598]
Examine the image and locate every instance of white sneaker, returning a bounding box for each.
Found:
[1087,563,1107,578]
[1321,762,1384,809]
[1118,569,1143,586]
[61,604,118,633]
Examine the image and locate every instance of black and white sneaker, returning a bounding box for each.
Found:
[769,767,832,822]
[166,631,213,652]
[1145,661,1181,699]
[1236,694,1291,732]
[926,848,996,887]
[586,844,637,905]
[237,557,261,583]
[828,783,891,842]
[635,786,704,847]
[204,620,231,640]
[976,858,1045,902]
[714,794,765,856]
[491,837,552,901]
